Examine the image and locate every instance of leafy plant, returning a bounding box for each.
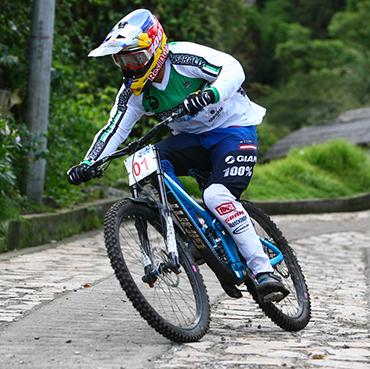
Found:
[0,117,31,232]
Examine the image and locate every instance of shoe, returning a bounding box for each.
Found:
[256,272,290,303]
[219,280,243,299]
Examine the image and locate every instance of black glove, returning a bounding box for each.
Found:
[182,89,216,116]
[67,164,92,185]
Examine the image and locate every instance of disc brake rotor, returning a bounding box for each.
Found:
[152,247,180,287]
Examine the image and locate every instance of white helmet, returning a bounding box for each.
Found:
[88,9,168,95]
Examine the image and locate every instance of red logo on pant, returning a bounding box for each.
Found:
[239,144,257,150]
[216,202,236,216]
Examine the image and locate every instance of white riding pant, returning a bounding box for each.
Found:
[203,183,273,276]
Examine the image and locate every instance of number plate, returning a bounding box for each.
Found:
[124,145,158,186]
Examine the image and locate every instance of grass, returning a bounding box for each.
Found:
[243,139,370,200]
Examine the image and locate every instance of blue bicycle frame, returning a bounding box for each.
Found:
[163,173,284,283]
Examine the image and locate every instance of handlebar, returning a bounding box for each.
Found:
[87,108,184,178]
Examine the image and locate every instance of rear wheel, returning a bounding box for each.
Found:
[104,199,210,342]
[241,200,311,331]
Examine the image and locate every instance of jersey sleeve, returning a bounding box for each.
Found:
[82,84,147,165]
[169,42,245,102]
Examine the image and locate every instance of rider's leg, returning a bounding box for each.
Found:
[201,126,271,275]
[203,183,273,276]
[203,183,289,302]
[203,126,289,301]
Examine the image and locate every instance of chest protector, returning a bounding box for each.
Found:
[142,63,206,116]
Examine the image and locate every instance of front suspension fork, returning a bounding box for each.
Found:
[137,211,180,287]
[131,183,180,287]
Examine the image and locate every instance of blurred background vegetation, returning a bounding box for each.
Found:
[1,0,370,227]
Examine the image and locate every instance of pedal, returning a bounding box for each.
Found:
[263,291,285,303]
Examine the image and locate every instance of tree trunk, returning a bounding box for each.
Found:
[26,0,55,205]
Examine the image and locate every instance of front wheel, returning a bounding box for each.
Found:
[241,200,311,331]
[104,199,210,343]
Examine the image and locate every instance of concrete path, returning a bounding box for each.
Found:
[1,210,370,368]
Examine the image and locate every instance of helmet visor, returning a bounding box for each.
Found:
[113,50,152,70]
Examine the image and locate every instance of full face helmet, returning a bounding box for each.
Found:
[88,9,169,95]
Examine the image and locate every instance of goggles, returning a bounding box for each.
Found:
[113,49,152,71]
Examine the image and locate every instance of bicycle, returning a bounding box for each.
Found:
[86,110,311,343]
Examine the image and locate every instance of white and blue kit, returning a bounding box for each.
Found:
[82,41,273,276]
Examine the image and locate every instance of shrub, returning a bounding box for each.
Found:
[0,117,31,232]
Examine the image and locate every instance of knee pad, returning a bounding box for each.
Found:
[203,183,236,210]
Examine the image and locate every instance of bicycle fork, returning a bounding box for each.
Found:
[135,208,181,287]
[134,218,157,286]
[132,149,181,287]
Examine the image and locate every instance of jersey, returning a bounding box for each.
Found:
[82,41,266,165]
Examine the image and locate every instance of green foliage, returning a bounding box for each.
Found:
[244,140,370,200]
[155,0,218,44]
[259,71,365,131]
[260,0,291,45]
[276,24,361,76]
[289,0,346,39]
[329,0,370,50]
[0,117,32,232]
[258,0,370,131]
[0,1,31,91]
[0,121,18,207]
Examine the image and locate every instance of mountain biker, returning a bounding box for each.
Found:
[67,9,289,302]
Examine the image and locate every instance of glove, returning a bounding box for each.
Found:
[182,89,216,116]
[67,164,91,185]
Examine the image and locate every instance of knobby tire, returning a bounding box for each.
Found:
[104,199,210,343]
[241,200,311,331]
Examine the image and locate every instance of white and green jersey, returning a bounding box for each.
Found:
[83,41,266,164]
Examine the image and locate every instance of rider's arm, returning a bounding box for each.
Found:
[169,42,245,103]
[81,84,148,165]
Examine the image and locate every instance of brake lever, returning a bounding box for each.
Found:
[85,165,104,179]
[91,168,104,179]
